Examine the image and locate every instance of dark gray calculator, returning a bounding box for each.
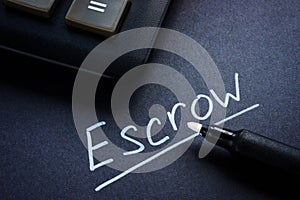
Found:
[0,0,171,77]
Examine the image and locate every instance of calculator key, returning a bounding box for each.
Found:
[65,0,129,36]
[3,0,58,18]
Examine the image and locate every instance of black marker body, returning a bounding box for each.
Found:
[201,126,300,175]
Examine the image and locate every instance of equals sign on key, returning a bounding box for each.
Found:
[88,0,107,13]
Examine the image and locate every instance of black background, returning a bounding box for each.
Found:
[1,0,300,199]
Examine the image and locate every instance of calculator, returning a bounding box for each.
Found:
[0,0,171,77]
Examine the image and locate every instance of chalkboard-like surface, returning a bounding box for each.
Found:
[0,0,299,199]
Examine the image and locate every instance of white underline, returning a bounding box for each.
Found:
[95,132,200,191]
[95,104,260,191]
[214,104,260,126]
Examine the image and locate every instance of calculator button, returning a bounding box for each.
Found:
[3,0,58,17]
[65,0,128,36]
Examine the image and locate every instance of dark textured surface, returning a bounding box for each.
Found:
[1,0,300,199]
